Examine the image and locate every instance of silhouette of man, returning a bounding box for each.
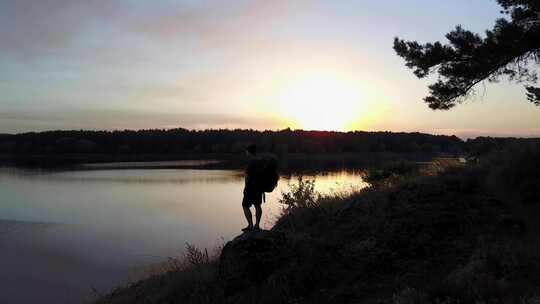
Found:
[242,144,263,232]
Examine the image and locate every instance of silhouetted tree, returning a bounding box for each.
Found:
[394,0,540,109]
[0,128,465,158]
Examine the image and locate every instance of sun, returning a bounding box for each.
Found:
[276,76,365,131]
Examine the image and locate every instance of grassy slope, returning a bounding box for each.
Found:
[95,145,540,304]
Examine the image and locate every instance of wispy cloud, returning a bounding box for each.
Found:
[0,0,538,136]
[0,108,282,133]
[0,0,313,62]
[0,0,122,60]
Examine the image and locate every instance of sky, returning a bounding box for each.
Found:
[1,0,539,138]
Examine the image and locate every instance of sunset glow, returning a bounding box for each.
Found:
[0,1,539,137]
[275,76,365,131]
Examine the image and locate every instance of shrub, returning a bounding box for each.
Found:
[279,176,319,211]
[487,142,540,204]
[364,161,418,185]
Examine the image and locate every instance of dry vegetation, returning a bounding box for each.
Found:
[95,142,540,304]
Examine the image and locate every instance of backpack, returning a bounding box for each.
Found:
[253,155,279,193]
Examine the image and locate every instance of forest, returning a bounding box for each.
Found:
[2,128,537,170]
[0,128,466,156]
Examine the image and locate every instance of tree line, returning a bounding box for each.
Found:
[0,128,464,156]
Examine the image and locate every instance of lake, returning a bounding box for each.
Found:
[0,164,367,303]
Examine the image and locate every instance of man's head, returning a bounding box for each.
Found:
[245,144,257,156]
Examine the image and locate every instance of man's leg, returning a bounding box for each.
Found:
[254,204,262,229]
[243,206,253,228]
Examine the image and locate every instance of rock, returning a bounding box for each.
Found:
[218,229,344,298]
[218,230,287,295]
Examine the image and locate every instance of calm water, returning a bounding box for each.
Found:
[0,164,366,304]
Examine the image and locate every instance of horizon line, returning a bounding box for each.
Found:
[2,127,540,141]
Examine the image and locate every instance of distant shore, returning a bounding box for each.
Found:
[0,151,440,173]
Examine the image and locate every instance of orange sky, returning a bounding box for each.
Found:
[1,0,539,138]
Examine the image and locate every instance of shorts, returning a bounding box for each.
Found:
[242,189,263,207]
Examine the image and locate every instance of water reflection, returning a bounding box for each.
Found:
[0,167,366,304]
[78,160,222,170]
[282,170,368,195]
[9,169,243,185]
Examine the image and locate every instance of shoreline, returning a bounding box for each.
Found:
[0,152,441,174]
[94,146,540,303]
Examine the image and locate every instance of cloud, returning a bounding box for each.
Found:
[0,108,281,133]
[0,0,313,62]
[128,0,312,46]
[0,0,123,60]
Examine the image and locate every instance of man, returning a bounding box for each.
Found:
[242,144,263,232]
